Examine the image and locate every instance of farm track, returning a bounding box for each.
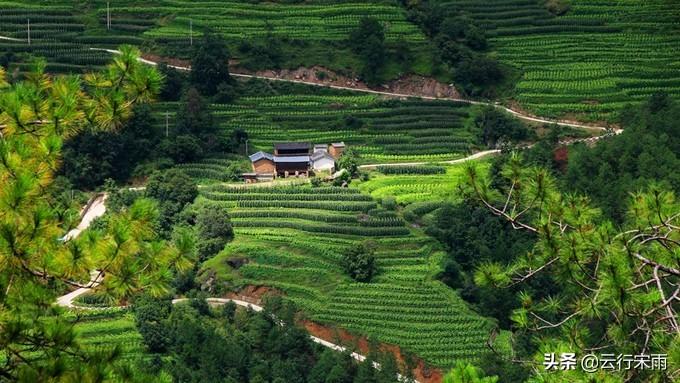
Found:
[90,48,616,133]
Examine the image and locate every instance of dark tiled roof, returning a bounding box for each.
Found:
[274,142,311,151]
[311,151,334,162]
[249,151,274,162]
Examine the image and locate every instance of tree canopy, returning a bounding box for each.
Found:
[465,153,680,381]
[0,47,194,381]
[190,31,234,97]
[349,18,387,86]
[341,241,378,282]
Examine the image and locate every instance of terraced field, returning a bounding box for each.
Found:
[0,0,428,74]
[69,309,145,360]
[154,96,478,166]
[119,0,424,43]
[199,184,505,368]
[0,5,116,73]
[435,0,680,121]
[357,163,488,205]
[0,1,150,73]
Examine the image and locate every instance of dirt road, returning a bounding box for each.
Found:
[91,48,612,133]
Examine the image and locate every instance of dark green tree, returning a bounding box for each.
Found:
[349,18,387,86]
[455,54,505,97]
[133,295,173,353]
[564,95,680,222]
[190,31,234,96]
[62,103,159,189]
[341,241,378,282]
[145,169,198,235]
[439,17,487,51]
[158,62,186,101]
[194,204,234,260]
[337,149,359,177]
[473,107,531,147]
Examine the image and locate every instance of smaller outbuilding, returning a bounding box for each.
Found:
[311,151,336,173]
[249,151,275,174]
[329,142,346,159]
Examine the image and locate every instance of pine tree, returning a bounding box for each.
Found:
[0,46,194,381]
[465,153,680,381]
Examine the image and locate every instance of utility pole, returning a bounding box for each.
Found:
[164,111,170,138]
[27,18,30,45]
[245,139,249,155]
[107,2,111,30]
[189,19,193,46]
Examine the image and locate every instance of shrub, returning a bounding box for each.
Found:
[195,204,234,260]
[381,196,397,211]
[545,0,571,15]
[341,241,378,282]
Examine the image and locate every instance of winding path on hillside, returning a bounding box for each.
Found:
[90,48,615,133]
[57,194,108,307]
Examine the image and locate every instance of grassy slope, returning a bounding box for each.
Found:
[1,0,678,119]
[433,0,680,121]
[199,182,507,369]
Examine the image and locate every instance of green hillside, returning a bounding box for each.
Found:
[152,96,479,167]
[199,184,507,368]
[1,0,678,119]
[433,0,680,120]
[0,0,437,77]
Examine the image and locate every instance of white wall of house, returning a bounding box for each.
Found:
[313,157,335,172]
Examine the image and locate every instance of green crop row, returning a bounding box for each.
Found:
[377,165,446,175]
[152,96,477,164]
[202,192,373,202]
[232,218,410,237]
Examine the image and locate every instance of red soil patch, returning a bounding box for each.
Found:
[230,285,444,383]
[236,65,460,100]
[302,320,444,383]
[227,285,279,304]
[141,53,191,69]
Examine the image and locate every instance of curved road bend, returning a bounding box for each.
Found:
[57,194,108,307]
[90,48,613,133]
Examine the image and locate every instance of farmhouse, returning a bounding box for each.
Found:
[245,142,344,182]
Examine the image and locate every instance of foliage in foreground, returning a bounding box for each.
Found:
[466,153,680,381]
[444,362,498,383]
[0,48,193,381]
